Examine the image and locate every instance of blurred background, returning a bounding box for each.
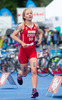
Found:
[0,0,62,77]
[0,0,62,50]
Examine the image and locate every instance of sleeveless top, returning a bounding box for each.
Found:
[20,23,37,45]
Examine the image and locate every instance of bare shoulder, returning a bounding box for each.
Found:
[19,23,24,27]
[18,23,24,29]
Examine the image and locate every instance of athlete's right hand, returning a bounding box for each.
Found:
[21,42,28,48]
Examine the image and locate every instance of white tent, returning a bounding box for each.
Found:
[45,0,62,19]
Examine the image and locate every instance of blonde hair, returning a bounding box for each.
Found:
[22,8,32,21]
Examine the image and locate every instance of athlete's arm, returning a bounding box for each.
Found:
[11,23,28,48]
[36,24,43,45]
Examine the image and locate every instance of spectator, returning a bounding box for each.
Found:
[1,35,5,41]
[60,32,62,44]
[0,36,3,48]
[2,37,9,50]
[44,26,49,45]
[7,34,13,48]
[7,34,19,48]
[55,26,61,45]
[50,30,55,45]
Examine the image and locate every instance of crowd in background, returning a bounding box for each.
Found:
[0,26,62,50]
[43,26,62,45]
[36,26,62,48]
[0,34,19,50]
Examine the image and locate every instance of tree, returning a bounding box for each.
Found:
[0,0,18,22]
[34,0,53,6]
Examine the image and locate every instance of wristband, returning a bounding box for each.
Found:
[27,42,34,46]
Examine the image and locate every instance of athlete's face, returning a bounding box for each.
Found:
[24,9,33,21]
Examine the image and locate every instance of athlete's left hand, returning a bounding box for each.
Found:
[36,39,42,46]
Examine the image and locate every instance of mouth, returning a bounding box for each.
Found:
[29,16,32,19]
[29,16,32,18]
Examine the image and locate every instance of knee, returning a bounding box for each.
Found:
[31,70,37,76]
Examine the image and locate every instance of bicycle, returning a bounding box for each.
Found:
[0,54,6,73]
[28,48,50,77]
[47,46,62,76]
[5,48,21,73]
[0,48,20,74]
[37,48,50,77]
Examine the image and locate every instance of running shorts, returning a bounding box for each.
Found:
[18,46,37,64]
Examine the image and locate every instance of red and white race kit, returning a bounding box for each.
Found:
[18,23,37,64]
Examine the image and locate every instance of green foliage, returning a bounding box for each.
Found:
[33,0,53,7]
[42,0,53,6]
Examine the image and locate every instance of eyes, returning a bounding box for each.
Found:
[26,12,33,15]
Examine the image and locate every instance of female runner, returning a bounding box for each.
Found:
[11,8,43,98]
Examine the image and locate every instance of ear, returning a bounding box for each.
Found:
[23,16,26,19]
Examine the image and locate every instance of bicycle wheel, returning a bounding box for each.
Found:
[15,61,21,72]
[37,57,49,77]
[47,56,62,76]
[1,65,6,73]
[6,59,15,74]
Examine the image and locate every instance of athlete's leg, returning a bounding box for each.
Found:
[29,58,37,88]
[17,63,28,85]
[29,58,39,98]
[18,63,28,77]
